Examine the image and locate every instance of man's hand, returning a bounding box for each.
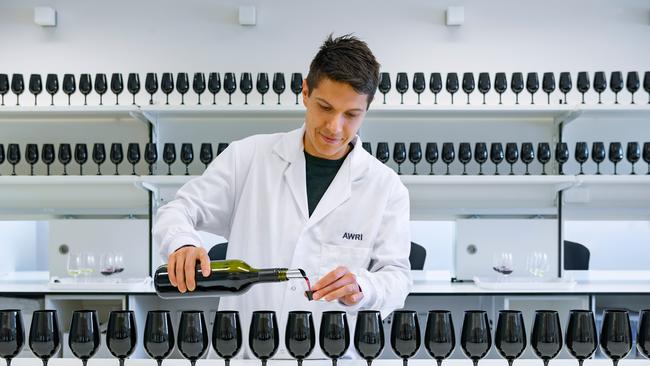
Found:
[167,245,211,293]
[311,266,364,305]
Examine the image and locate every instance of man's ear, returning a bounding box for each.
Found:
[302,79,309,108]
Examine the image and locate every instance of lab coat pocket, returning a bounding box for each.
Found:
[317,242,371,279]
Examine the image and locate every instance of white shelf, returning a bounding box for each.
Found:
[565,104,650,124]
[0,176,148,215]
[0,105,145,123]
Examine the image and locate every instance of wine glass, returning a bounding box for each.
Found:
[176,72,189,105]
[145,143,158,175]
[44,74,59,106]
[446,72,459,104]
[391,310,420,366]
[537,142,551,175]
[442,142,455,175]
[609,142,624,175]
[610,71,623,104]
[177,311,208,366]
[0,309,24,366]
[161,73,174,105]
[199,143,213,169]
[273,72,285,105]
[29,310,61,366]
[354,311,383,366]
[376,142,390,164]
[144,310,174,366]
[493,252,513,276]
[458,142,472,175]
[599,310,632,366]
[95,73,107,106]
[81,252,96,279]
[110,143,123,175]
[413,72,425,104]
[505,143,519,175]
[592,142,606,175]
[0,74,9,106]
[396,72,409,104]
[58,143,72,176]
[430,73,442,104]
[69,310,100,366]
[594,71,607,104]
[62,74,76,106]
[577,72,590,104]
[111,73,124,105]
[0,144,4,175]
[378,72,391,104]
[25,144,38,176]
[362,142,372,154]
[114,252,125,274]
[644,142,650,175]
[531,310,562,366]
[7,144,20,176]
[555,142,569,175]
[217,143,229,156]
[212,311,242,366]
[463,72,475,105]
[527,72,539,104]
[495,72,507,104]
[241,73,254,105]
[559,72,572,104]
[527,253,549,277]
[29,74,42,106]
[565,310,597,366]
[521,143,535,175]
[107,310,137,366]
[644,71,650,104]
[127,143,141,175]
[638,309,650,360]
[79,74,92,106]
[290,73,303,105]
[93,143,106,175]
[145,73,158,105]
[224,73,236,105]
[627,71,640,104]
[100,252,115,276]
[11,74,24,106]
[542,72,555,104]
[425,142,439,175]
[163,143,176,175]
[256,73,269,105]
[42,144,55,176]
[627,142,640,174]
[320,311,350,366]
[495,310,526,366]
[511,72,524,104]
[575,142,589,175]
[424,310,455,366]
[491,142,504,175]
[474,142,488,175]
[181,143,194,175]
[286,311,315,366]
[409,142,422,175]
[478,72,491,104]
[250,311,279,366]
[461,310,491,366]
[393,142,406,175]
[67,253,82,280]
[127,73,140,105]
[75,144,88,175]
[208,73,221,105]
[193,72,206,105]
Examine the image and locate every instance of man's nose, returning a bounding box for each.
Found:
[324,114,345,134]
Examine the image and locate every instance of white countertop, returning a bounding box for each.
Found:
[7,358,650,366]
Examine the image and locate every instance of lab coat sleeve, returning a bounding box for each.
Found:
[342,179,412,318]
[153,141,239,259]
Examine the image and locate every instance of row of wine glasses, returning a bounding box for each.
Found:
[3,308,649,366]
[363,141,650,175]
[0,72,305,106]
[0,142,228,176]
[66,251,125,279]
[378,71,650,105]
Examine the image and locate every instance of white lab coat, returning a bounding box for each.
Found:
[153,124,412,360]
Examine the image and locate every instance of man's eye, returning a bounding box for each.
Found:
[346,113,359,118]
[319,104,332,111]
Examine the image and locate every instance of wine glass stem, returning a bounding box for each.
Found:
[297,360,303,366]
[181,94,184,105]
[543,359,549,366]
[213,94,216,105]
[198,94,201,105]
[261,94,265,105]
[418,94,421,104]
[598,93,602,104]
[35,95,38,106]
[68,95,71,105]
[451,94,454,104]
[100,95,103,105]
[531,94,534,104]
[132,165,136,175]
[30,165,34,176]
[614,163,618,175]
[82,359,88,366]
[508,359,514,366]
[157,359,163,366]
[479,164,483,175]
[383,94,386,104]
[6,358,11,366]
[119,358,125,366]
[430,163,434,175]
[295,94,298,104]
[446,164,450,175]
[165,95,169,105]
[472,359,479,366]
[467,94,470,104]
[525,164,530,175]
[133,94,136,105]
[185,166,189,175]
[579,163,584,175]
[224,360,230,366]
[63,165,67,176]
[262,360,267,366]
[463,164,467,175]
[42,359,49,366]
[402,358,408,366]
[548,94,550,104]
[515,94,519,104]
[277,94,281,105]
[542,164,546,175]
[190,361,196,366]
[117,95,120,105]
[435,94,438,104]
[245,94,249,105]
[150,95,154,105]
[397,164,401,175]
[85,95,88,105]
[400,94,404,104]
[499,94,502,104]
[229,94,232,105]
[612,360,619,366]
[483,94,486,104]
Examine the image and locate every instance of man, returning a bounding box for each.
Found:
[153,34,411,359]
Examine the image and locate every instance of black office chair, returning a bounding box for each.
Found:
[208,241,427,270]
[564,240,590,270]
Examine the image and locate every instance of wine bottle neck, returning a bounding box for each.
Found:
[257,268,305,282]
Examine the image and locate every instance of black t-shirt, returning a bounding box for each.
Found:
[304,147,351,217]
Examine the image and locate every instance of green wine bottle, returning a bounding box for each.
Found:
[154,259,308,299]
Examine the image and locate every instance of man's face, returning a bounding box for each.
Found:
[302,77,369,160]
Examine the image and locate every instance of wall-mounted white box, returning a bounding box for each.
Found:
[446,6,464,26]
[34,7,57,27]
[239,5,256,26]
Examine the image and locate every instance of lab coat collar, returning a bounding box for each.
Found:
[272,124,370,225]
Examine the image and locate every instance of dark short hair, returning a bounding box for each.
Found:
[306,33,380,108]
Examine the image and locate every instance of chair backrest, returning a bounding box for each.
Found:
[564,240,591,270]
[208,241,428,270]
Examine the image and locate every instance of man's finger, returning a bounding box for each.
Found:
[323,283,360,302]
[341,291,364,305]
[312,274,356,300]
[200,250,211,277]
[176,253,187,293]
[167,255,177,287]
[185,252,197,291]
[312,266,348,291]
